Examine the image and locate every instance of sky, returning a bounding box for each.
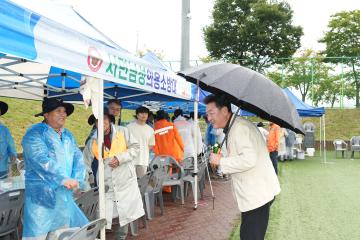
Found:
[61,0,360,107]
[70,0,360,61]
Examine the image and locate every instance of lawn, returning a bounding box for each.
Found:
[229,151,360,240]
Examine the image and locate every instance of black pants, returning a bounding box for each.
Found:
[240,201,272,240]
[91,158,98,188]
[269,151,278,175]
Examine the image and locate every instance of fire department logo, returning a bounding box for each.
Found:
[87,47,103,72]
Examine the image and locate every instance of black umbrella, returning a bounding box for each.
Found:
[178,62,304,134]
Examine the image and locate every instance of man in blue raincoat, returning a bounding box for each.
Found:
[0,101,17,179]
[22,98,88,240]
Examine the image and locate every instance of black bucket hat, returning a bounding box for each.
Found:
[35,98,74,117]
[257,122,265,127]
[0,101,8,116]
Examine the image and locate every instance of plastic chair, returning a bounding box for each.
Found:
[126,173,152,237]
[58,218,106,240]
[150,155,185,205]
[0,189,24,240]
[350,136,360,158]
[146,163,167,217]
[182,157,207,200]
[303,122,315,132]
[75,188,99,221]
[333,139,348,158]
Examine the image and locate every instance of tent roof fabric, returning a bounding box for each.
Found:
[283,88,325,117]
[0,0,192,102]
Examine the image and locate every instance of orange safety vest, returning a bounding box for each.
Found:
[153,119,184,162]
[267,123,280,152]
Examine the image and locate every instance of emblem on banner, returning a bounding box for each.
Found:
[87,47,103,72]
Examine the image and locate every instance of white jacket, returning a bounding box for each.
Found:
[174,116,196,158]
[220,117,280,212]
[83,124,144,226]
[187,118,204,155]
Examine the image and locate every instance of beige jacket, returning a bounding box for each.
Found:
[220,117,281,212]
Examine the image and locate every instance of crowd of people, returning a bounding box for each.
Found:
[0,97,207,239]
[0,94,284,240]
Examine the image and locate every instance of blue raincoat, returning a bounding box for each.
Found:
[0,123,17,177]
[21,123,88,238]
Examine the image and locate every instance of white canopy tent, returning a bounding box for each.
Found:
[0,1,193,239]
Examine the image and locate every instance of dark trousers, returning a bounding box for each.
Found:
[91,158,98,188]
[240,201,272,240]
[269,151,278,175]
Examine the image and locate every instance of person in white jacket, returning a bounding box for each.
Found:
[173,109,196,159]
[188,112,204,155]
[83,109,144,240]
[206,94,280,240]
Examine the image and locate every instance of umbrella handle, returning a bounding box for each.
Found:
[219,107,241,149]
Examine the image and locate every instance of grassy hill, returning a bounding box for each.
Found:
[1,96,360,151]
[0,97,135,150]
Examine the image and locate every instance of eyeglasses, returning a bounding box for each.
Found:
[109,107,121,112]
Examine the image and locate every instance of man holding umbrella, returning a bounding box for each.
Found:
[206,94,280,240]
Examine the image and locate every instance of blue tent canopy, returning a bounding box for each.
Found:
[283,88,325,117]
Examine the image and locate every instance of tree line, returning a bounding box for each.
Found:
[203,0,360,108]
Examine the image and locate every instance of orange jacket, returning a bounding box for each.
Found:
[154,119,184,162]
[267,123,280,152]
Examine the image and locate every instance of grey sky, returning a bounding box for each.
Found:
[70,0,359,107]
[73,0,359,61]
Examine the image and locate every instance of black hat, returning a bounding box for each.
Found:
[35,98,74,117]
[87,108,115,126]
[257,122,265,127]
[0,101,8,116]
[88,114,96,126]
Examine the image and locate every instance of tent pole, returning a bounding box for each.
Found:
[193,78,199,210]
[97,79,106,240]
[324,114,327,163]
[319,116,322,157]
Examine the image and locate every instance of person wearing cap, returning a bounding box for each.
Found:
[21,98,87,240]
[0,101,17,179]
[83,108,144,239]
[127,106,155,178]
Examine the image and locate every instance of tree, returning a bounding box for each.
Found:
[275,50,331,103]
[319,10,360,107]
[267,71,285,87]
[203,0,303,72]
[311,74,352,108]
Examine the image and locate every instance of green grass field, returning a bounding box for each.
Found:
[0,97,136,150]
[229,151,360,240]
[0,96,360,150]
